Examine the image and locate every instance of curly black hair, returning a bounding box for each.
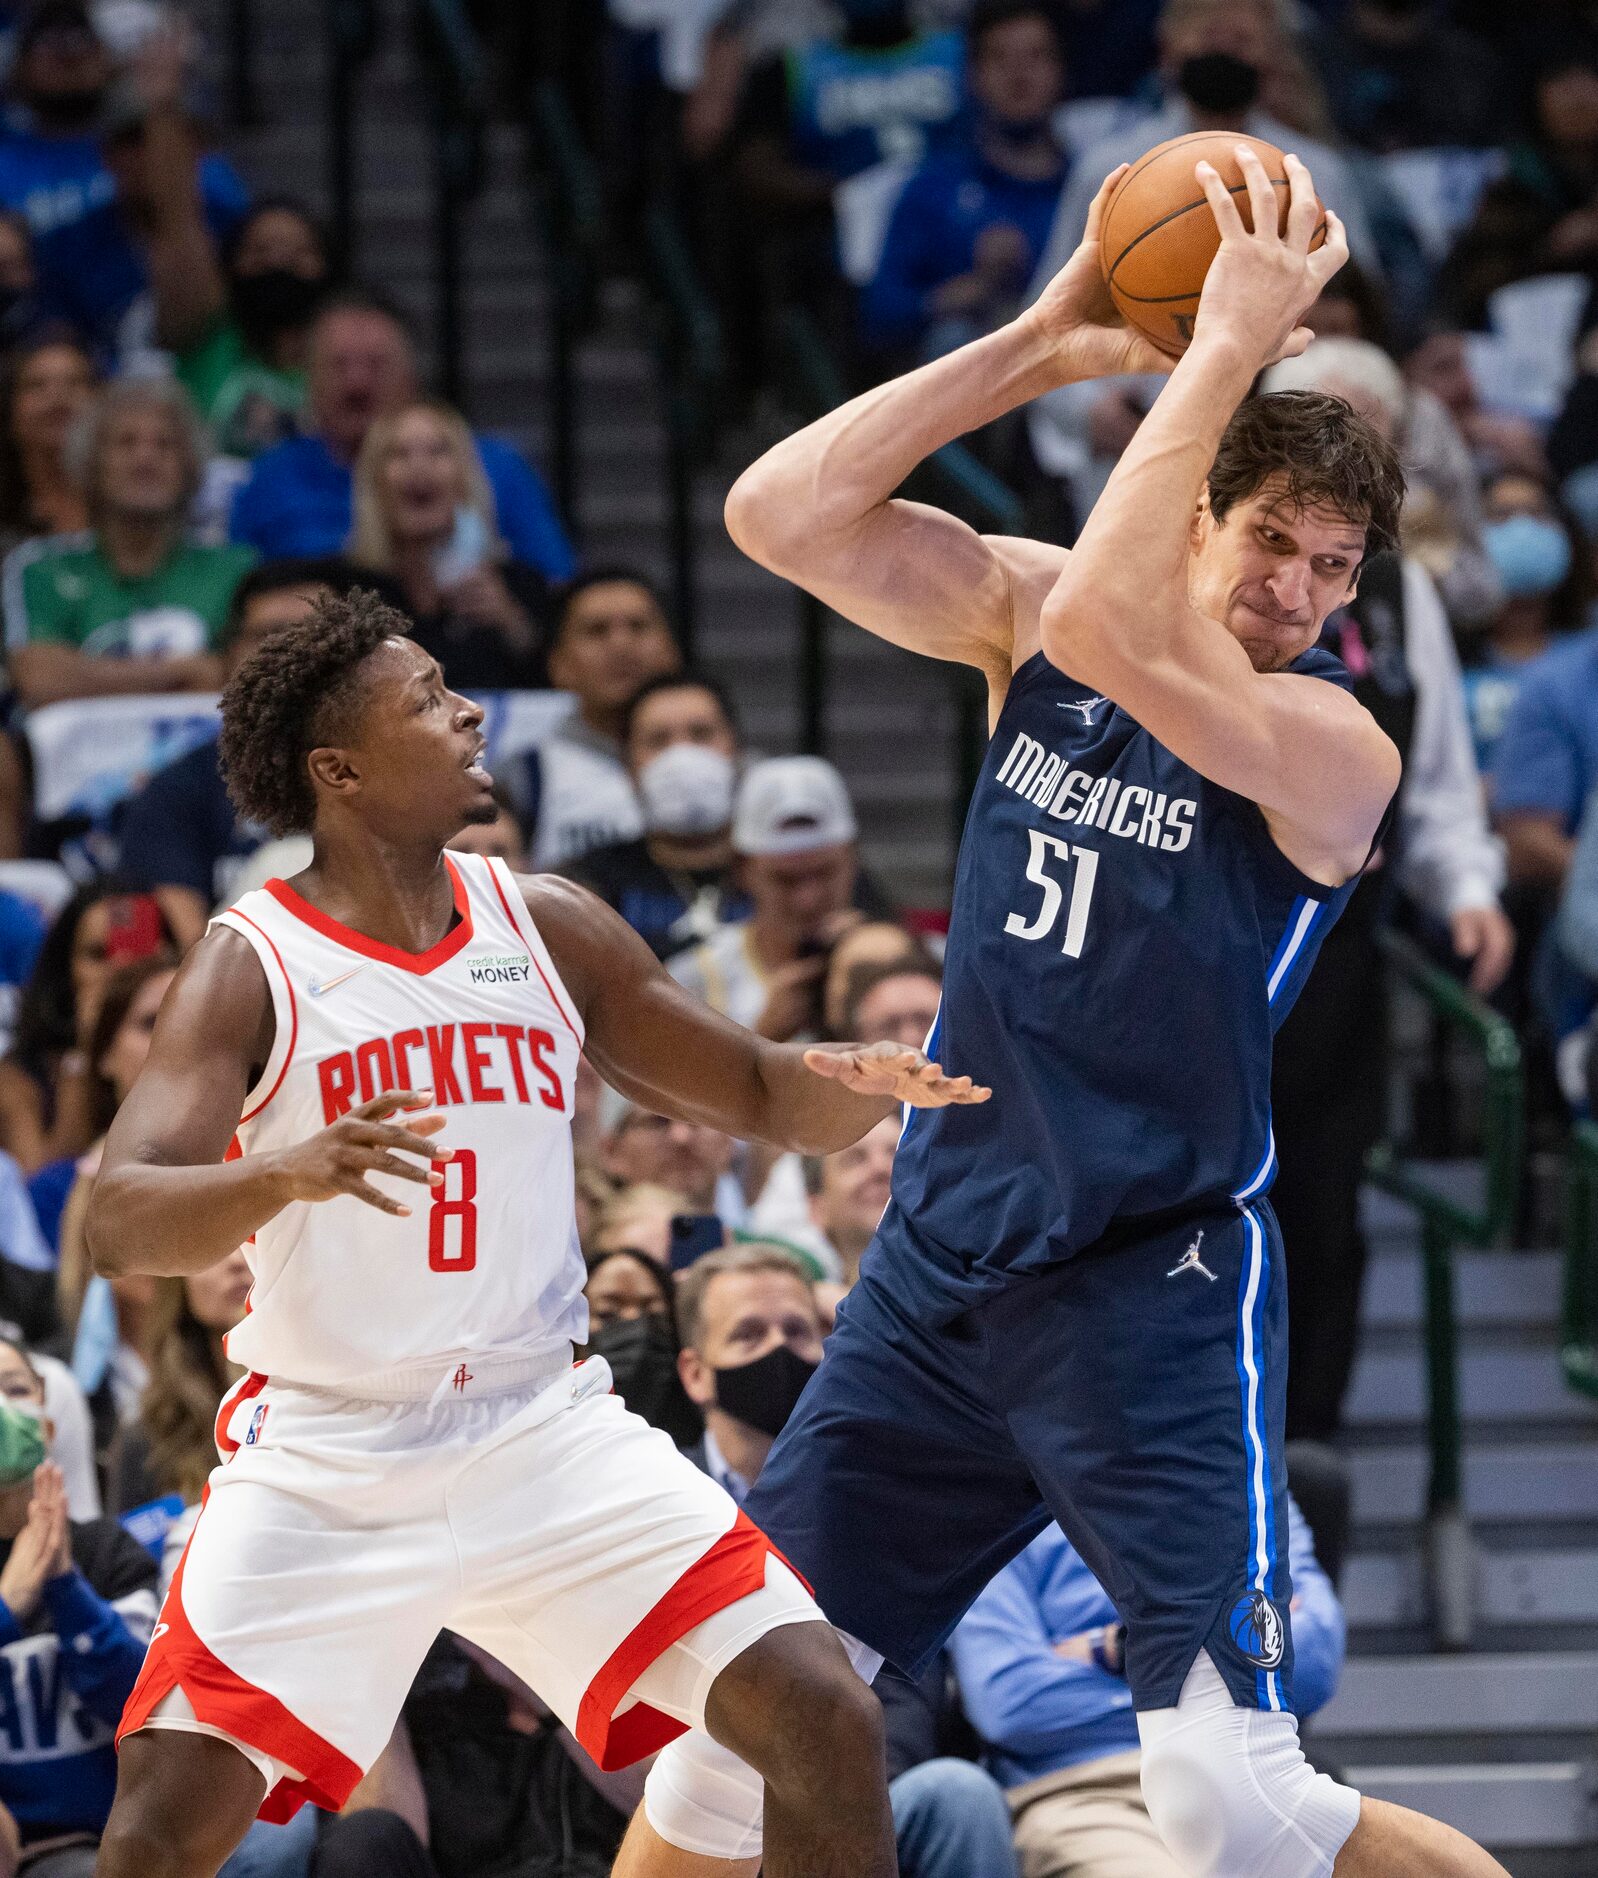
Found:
[219,587,411,837]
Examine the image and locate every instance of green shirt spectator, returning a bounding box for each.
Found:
[173,320,306,460]
[2,376,253,707]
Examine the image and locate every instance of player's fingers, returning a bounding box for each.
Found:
[366,1152,445,1187]
[801,1046,853,1081]
[1233,145,1278,241]
[346,1177,412,1218]
[1307,208,1349,285]
[1082,163,1129,244]
[356,1088,436,1120]
[1271,325,1313,362]
[1195,161,1245,243]
[351,1121,451,1159]
[1282,153,1319,251]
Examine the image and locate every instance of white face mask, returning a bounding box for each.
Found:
[636,743,736,838]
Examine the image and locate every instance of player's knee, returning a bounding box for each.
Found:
[100,1734,264,1876]
[1139,1717,1357,1878]
[710,1626,884,1808]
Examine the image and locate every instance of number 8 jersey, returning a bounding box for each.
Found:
[212,852,587,1393]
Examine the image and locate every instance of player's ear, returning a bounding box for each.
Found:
[1190,489,1213,551]
[306,745,361,799]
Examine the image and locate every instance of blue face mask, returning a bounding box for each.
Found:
[1484,514,1572,600]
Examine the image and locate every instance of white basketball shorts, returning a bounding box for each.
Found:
[117,1354,822,1821]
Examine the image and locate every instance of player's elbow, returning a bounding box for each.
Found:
[84,1176,137,1279]
[725,460,795,571]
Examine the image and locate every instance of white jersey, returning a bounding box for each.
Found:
[213,852,587,1392]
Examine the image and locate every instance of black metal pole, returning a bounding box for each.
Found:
[327,6,358,271]
[799,590,826,756]
[226,0,259,127]
[666,384,697,659]
[436,122,465,411]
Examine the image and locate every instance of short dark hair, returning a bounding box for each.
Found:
[968,0,1062,57]
[1206,391,1405,562]
[553,565,670,646]
[221,194,332,275]
[222,557,375,643]
[219,588,412,837]
[622,668,740,750]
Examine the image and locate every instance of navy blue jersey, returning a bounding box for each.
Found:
[885,643,1373,1323]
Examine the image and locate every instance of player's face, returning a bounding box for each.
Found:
[1190,480,1364,672]
[340,639,495,836]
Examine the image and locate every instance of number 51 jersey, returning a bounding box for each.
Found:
[884,645,1379,1326]
[212,852,587,1393]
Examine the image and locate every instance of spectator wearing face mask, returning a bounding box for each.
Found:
[510,569,683,870]
[159,192,330,460]
[678,1245,1019,1878]
[1024,0,1378,520]
[8,11,252,361]
[581,1249,702,1449]
[1472,473,1594,788]
[2,376,256,708]
[0,1336,157,1876]
[668,755,870,1040]
[228,290,574,576]
[564,670,749,959]
[862,2,1069,362]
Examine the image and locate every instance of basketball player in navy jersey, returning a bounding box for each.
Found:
[617,153,1509,1876]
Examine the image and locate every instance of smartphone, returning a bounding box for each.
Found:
[669,1214,724,1272]
[432,505,491,587]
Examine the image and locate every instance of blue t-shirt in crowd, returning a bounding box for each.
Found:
[1490,626,1598,832]
[0,889,43,1056]
[1460,649,1531,777]
[862,143,1068,352]
[782,30,966,181]
[116,735,263,905]
[230,431,576,579]
[0,125,250,351]
[949,1500,1342,1789]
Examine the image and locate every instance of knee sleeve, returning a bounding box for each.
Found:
[1137,1653,1360,1878]
[644,1727,767,1862]
[641,1624,883,1863]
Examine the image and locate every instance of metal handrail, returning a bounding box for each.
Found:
[224,0,260,127]
[1561,1121,1598,1401]
[325,0,379,270]
[527,79,607,534]
[642,205,727,652]
[1363,927,1524,1647]
[410,0,488,410]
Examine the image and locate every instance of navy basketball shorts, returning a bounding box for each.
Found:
[744,1200,1296,1714]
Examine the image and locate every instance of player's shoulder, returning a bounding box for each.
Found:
[982,533,1071,665]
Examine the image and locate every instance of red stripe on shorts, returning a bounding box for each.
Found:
[117,1489,364,1823]
[575,1508,811,1771]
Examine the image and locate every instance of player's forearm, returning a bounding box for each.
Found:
[753,1045,896,1154]
[1039,331,1258,665]
[726,314,1063,573]
[86,1156,293,1278]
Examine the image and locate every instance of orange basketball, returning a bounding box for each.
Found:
[1097,133,1326,358]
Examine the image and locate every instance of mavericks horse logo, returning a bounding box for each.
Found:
[1228,1590,1284,1669]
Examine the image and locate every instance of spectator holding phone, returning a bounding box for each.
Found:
[348,398,548,689]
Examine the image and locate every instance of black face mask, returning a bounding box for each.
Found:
[588,1314,703,1448]
[230,267,326,344]
[1176,51,1261,116]
[713,1344,818,1440]
[27,86,104,132]
[0,288,39,346]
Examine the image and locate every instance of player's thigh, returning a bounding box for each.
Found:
[123,1425,457,1810]
[743,1270,1046,1676]
[987,1206,1295,1712]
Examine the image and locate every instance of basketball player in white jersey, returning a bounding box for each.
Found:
[83,590,985,1878]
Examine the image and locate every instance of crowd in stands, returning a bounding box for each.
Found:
[0,0,1575,1868]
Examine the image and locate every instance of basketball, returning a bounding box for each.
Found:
[1098,133,1326,359]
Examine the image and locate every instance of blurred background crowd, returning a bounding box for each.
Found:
[0,0,1573,1872]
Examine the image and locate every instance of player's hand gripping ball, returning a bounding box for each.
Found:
[1098,133,1326,357]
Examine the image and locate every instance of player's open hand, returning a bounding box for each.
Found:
[273,1089,452,1218]
[802,1042,992,1108]
[1192,147,1347,368]
[1027,166,1179,384]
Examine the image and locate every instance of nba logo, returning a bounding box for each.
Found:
[244,1403,269,1447]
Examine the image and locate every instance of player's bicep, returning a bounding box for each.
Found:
[100,928,269,1175]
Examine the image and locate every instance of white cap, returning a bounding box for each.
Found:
[732,756,858,857]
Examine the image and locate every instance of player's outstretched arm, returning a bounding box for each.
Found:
[1038,149,1398,879]
[87,928,451,1278]
[723,168,1172,688]
[526,877,986,1155]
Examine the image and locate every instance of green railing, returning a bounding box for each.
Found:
[1561,1122,1598,1401]
[527,79,606,536]
[1363,928,1523,1647]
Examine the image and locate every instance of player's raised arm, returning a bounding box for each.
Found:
[86,928,451,1278]
[525,876,986,1155]
[723,168,1174,690]
[1038,149,1400,882]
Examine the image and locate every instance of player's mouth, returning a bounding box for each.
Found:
[463,738,491,782]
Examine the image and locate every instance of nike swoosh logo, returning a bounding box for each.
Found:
[152,1623,169,1640]
[307,965,366,998]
